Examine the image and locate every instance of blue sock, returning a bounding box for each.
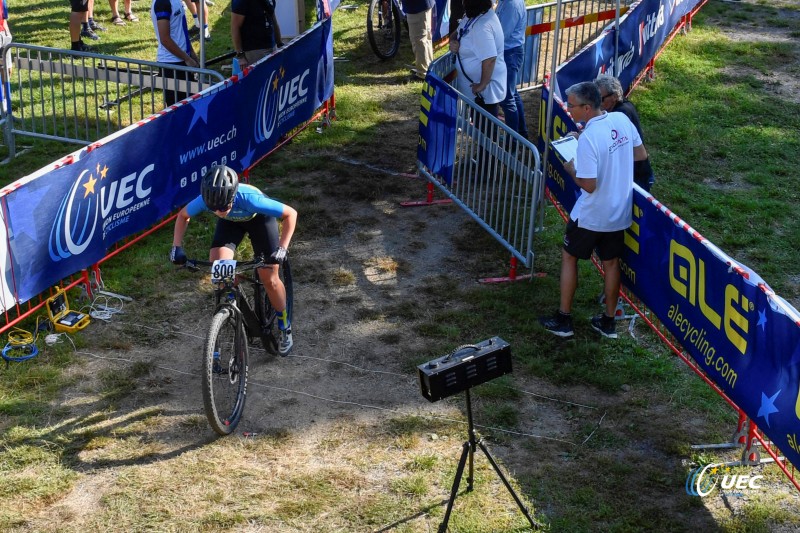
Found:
[277,309,290,331]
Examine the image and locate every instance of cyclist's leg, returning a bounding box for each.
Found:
[210,218,245,261]
[249,216,288,321]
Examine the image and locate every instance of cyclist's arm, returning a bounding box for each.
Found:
[278,204,297,250]
[173,206,192,246]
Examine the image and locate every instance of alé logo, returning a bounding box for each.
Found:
[255,65,310,143]
[49,163,154,261]
[685,463,763,497]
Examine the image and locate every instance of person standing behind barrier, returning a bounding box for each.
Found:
[69,0,96,51]
[109,0,140,25]
[0,0,10,49]
[538,82,647,339]
[184,0,211,41]
[496,0,528,139]
[151,0,199,107]
[449,0,506,117]
[403,0,434,81]
[595,74,655,192]
[231,0,283,70]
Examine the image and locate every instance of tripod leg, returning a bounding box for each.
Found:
[439,441,470,533]
[477,440,541,529]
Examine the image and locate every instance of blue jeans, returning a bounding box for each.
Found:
[499,46,528,138]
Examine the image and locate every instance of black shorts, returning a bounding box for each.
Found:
[563,219,625,261]
[211,215,279,260]
[71,0,89,13]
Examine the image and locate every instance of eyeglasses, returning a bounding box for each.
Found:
[566,102,585,109]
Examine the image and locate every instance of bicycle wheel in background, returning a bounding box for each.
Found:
[254,259,293,356]
[367,0,401,60]
[202,307,248,435]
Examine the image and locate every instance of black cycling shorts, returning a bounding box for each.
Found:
[211,214,279,260]
[71,0,90,13]
[563,219,625,261]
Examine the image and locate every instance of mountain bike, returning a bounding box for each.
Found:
[185,256,293,435]
[367,0,403,60]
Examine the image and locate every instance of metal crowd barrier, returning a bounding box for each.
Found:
[421,53,542,271]
[0,43,225,160]
[521,0,631,91]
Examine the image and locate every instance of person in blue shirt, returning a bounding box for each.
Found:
[496,0,528,139]
[170,166,298,355]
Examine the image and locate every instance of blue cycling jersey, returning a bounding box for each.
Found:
[185,183,285,221]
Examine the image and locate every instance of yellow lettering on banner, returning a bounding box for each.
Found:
[699,259,722,329]
[795,384,800,420]
[419,111,428,127]
[420,97,431,112]
[418,136,427,150]
[624,232,639,254]
[670,240,696,302]
[724,285,748,355]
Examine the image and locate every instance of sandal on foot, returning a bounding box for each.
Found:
[124,12,139,22]
[110,16,126,26]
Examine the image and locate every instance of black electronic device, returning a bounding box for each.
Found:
[418,337,512,403]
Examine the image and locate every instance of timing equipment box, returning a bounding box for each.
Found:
[418,337,512,402]
[46,288,91,334]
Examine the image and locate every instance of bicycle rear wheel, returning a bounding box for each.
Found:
[202,307,248,435]
[367,0,401,60]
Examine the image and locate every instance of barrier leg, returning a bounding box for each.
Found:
[478,256,546,284]
[741,420,762,466]
[400,181,453,207]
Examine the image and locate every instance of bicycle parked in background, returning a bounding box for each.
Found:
[185,255,293,435]
[367,0,404,59]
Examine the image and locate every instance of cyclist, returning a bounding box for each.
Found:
[170,165,297,355]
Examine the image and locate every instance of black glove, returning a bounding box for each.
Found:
[270,246,287,264]
[170,246,187,265]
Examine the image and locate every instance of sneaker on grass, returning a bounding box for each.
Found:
[538,310,574,338]
[278,329,293,356]
[590,313,617,339]
[80,28,100,41]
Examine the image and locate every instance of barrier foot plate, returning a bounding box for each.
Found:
[478,272,546,284]
[400,199,453,207]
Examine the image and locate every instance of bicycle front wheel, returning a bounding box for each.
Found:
[367,0,401,60]
[202,307,248,435]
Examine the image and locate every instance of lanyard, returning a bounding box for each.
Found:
[457,13,484,41]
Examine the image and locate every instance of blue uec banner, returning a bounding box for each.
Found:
[554,0,704,99]
[2,17,334,303]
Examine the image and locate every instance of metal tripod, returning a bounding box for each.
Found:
[438,388,540,532]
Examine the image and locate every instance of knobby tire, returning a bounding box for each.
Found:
[367,0,401,60]
[202,307,248,435]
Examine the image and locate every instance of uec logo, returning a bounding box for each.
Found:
[49,164,153,261]
[685,463,763,497]
[255,67,310,143]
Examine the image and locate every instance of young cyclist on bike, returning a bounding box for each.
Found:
[169,165,298,355]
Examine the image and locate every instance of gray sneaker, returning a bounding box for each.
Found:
[590,313,617,339]
[278,329,293,356]
[539,311,574,338]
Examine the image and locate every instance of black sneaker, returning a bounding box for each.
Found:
[591,313,617,339]
[188,26,200,37]
[539,311,574,338]
[73,41,96,52]
[80,28,100,41]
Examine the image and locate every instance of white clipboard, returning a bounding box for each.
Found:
[550,135,578,163]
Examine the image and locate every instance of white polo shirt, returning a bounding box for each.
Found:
[570,111,642,232]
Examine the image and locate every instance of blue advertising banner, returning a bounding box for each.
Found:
[624,195,800,469]
[537,86,580,213]
[538,88,800,469]
[2,17,334,304]
[554,0,704,99]
[520,6,545,85]
[418,76,457,185]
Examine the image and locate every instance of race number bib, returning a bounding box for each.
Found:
[211,259,237,283]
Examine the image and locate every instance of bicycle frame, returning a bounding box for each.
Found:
[212,274,267,340]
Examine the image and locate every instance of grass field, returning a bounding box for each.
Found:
[1,0,800,532]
